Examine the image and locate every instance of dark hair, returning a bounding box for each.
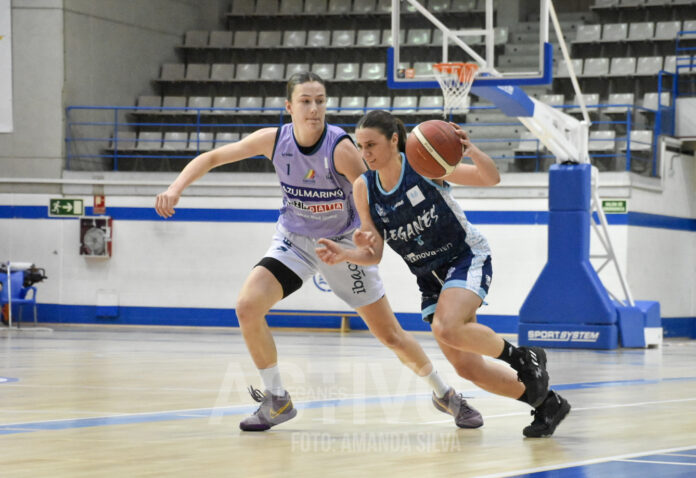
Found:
[286,71,326,101]
[356,110,407,153]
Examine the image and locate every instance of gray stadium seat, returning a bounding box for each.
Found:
[538,94,565,107]
[188,96,212,111]
[366,96,391,110]
[264,96,286,114]
[361,62,386,80]
[283,30,306,47]
[382,29,406,45]
[594,0,618,6]
[568,93,600,115]
[602,23,628,42]
[636,57,662,76]
[628,22,655,41]
[307,30,331,47]
[603,93,635,115]
[621,0,644,6]
[187,132,214,152]
[418,96,444,113]
[260,63,285,81]
[312,63,335,80]
[255,0,279,14]
[356,30,381,47]
[184,31,209,47]
[654,21,681,40]
[332,30,355,47]
[339,96,365,115]
[160,63,185,81]
[582,57,609,77]
[238,96,263,114]
[162,96,187,113]
[353,0,375,12]
[215,132,241,147]
[376,0,394,12]
[413,61,433,76]
[163,132,188,150]
[335,62,360,80]
[328,0,352,13]
[209,31,233,47]
[213,96,237,114]
[663,55,676,73]
[588,130,616,152]
[234,31,257,47]
[258,31,282,47]
[236,64,260,80]
[210,64,235,81]
[280,0,303,14]
[642,92,670,111]
[407,29,431,46]
[231,1,255,14]
[428,0,450,12]
[304,0,327,13]
[286,63,310,77]
[185,64,210,81]
[609,57,636,76]
[621,130,653,153]
[392,96,418,114]
[555,59,583,78]
[450,0,478,10]
[325,96,339,113]
[515,131,542,154]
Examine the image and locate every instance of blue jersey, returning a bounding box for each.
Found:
[363,154,489,277]
[272,123,359,238]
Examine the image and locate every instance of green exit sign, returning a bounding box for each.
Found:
[49,199,84,217]
[602,199,627,214]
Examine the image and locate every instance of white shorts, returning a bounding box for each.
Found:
[261,224,385,309]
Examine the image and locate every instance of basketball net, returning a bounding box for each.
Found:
[432,62,479,116]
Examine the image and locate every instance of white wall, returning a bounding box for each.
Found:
[1,169,693,322]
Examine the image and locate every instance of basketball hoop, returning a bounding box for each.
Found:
[432,62,479,116]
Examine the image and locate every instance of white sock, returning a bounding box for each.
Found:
[423,369,450,398]
[259,364,285,396]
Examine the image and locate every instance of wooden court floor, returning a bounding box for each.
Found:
[1,324,695,477]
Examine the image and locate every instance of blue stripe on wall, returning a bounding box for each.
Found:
[2,205,695,231]
[25,304,693,338]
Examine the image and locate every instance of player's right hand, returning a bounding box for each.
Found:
[155,189,180,218]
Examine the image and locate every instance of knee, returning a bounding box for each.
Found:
[374,327,404,350]
[235,296,265,327]
[431,313,464,345]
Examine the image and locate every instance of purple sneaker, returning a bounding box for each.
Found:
[239,386,297,432]
[432,388,483,429]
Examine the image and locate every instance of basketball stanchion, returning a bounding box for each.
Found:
[432,62,479,116]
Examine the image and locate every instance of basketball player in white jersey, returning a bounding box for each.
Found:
[155,73,499,431]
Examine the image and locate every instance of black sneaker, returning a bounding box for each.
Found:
[523,391,570,438]
[514,346,549,408]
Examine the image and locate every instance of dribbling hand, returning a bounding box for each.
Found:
[155,189,180,218]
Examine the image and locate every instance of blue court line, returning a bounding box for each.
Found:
[1,375,696,436]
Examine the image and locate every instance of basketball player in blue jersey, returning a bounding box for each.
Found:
[155,73,486,432]
[316,110,571,437]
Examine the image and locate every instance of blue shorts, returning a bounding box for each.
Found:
[417,253,493,323]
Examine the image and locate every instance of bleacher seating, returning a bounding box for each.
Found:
[103,0,690,174]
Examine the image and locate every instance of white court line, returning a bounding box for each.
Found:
[617,459,696,466]
[475,445,696,478]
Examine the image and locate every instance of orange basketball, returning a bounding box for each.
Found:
[405,120,463,178]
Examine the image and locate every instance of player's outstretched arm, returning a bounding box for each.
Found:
[316,177,385,266]
[442,123,501,187]
[155,128,277,218]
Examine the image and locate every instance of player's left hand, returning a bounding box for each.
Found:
[316,238,347,265]
[449,122,480,158]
